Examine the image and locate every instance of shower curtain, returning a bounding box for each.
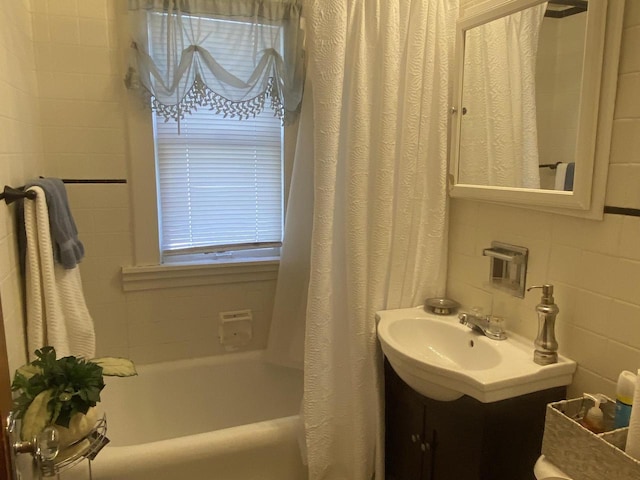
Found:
[265,79,314,370]
[458,4,546,188]
[299,0,457,478]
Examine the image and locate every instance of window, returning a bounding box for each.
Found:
[154,109,284,261]
[123,1,303,288]
[150,15,285,263]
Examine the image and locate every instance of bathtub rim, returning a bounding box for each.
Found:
[120,348,298,377]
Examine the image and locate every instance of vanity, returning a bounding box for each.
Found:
[379,0,627,476]
[384,361,565,480]
[377,306,576,480]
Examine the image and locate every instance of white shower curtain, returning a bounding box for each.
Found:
[459,4,546,188]
[301,0,457,478]
[265,79,315,370]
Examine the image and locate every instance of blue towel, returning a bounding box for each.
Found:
[564,162,575,191]
[20,178,85,269]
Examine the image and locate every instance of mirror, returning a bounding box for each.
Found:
[449,0,623,216]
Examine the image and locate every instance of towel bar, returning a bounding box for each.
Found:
[0,185,37,205]
[2,179,128,206]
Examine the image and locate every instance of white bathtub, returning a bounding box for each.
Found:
[65,351,307,480]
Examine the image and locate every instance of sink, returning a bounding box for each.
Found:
[376,306,576,403]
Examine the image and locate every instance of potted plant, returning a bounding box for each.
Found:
[11,346,136,453]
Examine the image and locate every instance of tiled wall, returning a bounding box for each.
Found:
[44,1,276,364]
[449,0,640,398]
[32,0,126,180]
[0,1,44,372]
[0,0,277,367]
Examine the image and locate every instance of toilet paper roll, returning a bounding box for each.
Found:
[624,369,640,460]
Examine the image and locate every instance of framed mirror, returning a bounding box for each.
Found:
[448,0,625,218]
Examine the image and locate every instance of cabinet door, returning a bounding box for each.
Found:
[385,361,425,480]
[478,387,565,480]
[385,359,566,480]
[419,422,435,480]
[425,395,484,480]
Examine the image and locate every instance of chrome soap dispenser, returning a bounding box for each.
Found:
[527,284,559,365]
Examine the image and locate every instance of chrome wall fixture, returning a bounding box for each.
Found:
[482,241,529,298]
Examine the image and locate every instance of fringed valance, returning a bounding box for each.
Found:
[125,0,305,124]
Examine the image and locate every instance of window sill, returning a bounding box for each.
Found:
[121,258,280,292]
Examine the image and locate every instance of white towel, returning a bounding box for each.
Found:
[24,186,95,360]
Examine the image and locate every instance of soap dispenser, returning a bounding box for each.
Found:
[527,284,559,365]
[581,393,607,433]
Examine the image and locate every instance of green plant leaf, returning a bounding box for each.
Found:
[11,372,30,393]
[91,357,137,377]
[21,389,54,441]
[50,400,63,428]
[78,386,102,403]
[32,347,57,372]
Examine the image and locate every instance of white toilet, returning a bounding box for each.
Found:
[534,455,573,480]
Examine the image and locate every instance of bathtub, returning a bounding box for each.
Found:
[64,350,307,480]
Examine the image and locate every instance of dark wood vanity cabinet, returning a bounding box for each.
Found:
[384,361,566,480]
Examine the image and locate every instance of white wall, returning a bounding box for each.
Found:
[0,0,277,367]
[0,0,45,372]
[449,0,640,398]
[45,1,276,364]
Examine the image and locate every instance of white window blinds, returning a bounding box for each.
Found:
[151,14,284,257]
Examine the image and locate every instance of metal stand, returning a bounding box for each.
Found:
[7,412,109,479]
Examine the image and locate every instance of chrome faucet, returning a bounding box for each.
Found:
[458,311,506,340]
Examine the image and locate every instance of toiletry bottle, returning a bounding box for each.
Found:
[581,393,606,434]
[615,370,637,429]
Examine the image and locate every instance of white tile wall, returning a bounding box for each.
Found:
[33,0,125,181]
[449,0,640,399]
[60,167,277,364]
[0,0,278,367]
[0,1,44,372]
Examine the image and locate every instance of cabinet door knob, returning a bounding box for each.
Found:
[411,434,421,443]
[421,442,431,452]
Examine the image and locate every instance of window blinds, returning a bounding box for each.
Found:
[151,14,284,256]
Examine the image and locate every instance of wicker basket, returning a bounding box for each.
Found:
[541,397,640,480]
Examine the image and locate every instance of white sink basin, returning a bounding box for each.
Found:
[376,306,576,403]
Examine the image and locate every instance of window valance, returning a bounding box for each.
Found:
[125,0,305,124]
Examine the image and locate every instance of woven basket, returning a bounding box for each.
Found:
[541,396,640,480]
